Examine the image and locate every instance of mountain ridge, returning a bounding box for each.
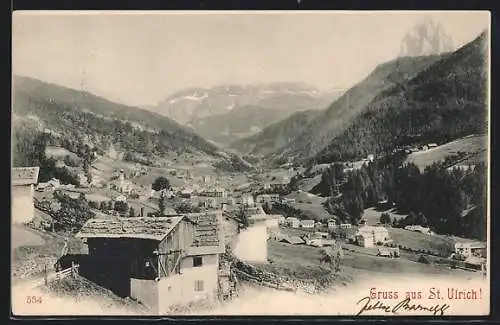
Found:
[148,82,341,126]
[312,30,488,164]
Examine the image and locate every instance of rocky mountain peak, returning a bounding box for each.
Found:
[399,19,454,57]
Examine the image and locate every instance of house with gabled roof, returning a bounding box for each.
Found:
[76,211,225,314]
[11,167,40,224]
[300,219,315,229]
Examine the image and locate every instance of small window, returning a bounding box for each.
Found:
[195,280,204,292]
[193,256,203,267]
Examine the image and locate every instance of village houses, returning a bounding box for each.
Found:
[12,167,40,224]
[355,226,390,248]
[300,219,315,229]
[238,195,255,207]
[36,177,61,192]
[285,217,300,229]
[200,186,226,198]
[115,195,127,203]
[404,225,433,235]
[255,194,280,204]
[269,177,289,191]
[76,211,225,314]
[454,241,486,259]
[327,218,337,229]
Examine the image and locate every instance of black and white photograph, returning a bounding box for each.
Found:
[11,11,490,316]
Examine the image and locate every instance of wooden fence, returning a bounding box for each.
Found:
[43,262,80,285]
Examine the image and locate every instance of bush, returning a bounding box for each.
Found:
[418,255,431,264]
[114,201,128,213]
[380,213,392,225]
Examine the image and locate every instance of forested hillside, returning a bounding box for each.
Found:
[311,153,486,241]
[269,54,443,162]
[230,109,319,156]
[12,76,220,166]
[313,31,488,164]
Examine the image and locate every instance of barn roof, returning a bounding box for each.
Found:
[278,234,305,245]
[75,216,185,241]
[12,167,40,186]
[301,219,315,226]
[185,212,223,249]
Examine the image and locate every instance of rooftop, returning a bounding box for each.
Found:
[12,167,40,186]
[185,212,222,248]
[76,216,184,241]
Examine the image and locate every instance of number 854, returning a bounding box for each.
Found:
[26,296,42,304]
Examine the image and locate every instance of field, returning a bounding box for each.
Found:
[296,174,322,192]
[405,134,487,171]
[273,224,462,273]
[284,191,330,220]
[259,240,334,279]
[45,146,80,161]
[362,207,407,225]
[263,239,455,281]
[387,228,455,257]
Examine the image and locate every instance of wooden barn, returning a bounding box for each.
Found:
[76,211,225,314]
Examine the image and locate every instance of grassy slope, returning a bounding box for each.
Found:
[40,275,148,315]
[12,224,86,280]
[405,134,487,171]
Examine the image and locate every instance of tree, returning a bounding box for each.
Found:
[380,212,392,225]
[415,212,427,225]
[174,202,200,214]
[114,201,128,213]
[88,201,98,209]
[158,197,165,216]
[99,201,107,211]
[152,176,170,191]
[236,205,249,229]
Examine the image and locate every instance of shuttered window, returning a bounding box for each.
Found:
[195,280,204,292]
[193,256,203,267]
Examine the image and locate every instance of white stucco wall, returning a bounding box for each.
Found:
[156,255,219,314]
[130,278,159,313]
[130,254,220,315]
[12,185,34,224]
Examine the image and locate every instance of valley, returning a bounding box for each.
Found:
[11,15,489,317]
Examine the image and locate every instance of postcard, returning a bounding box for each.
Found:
[11,10,490,317]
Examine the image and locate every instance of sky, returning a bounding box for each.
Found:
[12,11,489,107]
